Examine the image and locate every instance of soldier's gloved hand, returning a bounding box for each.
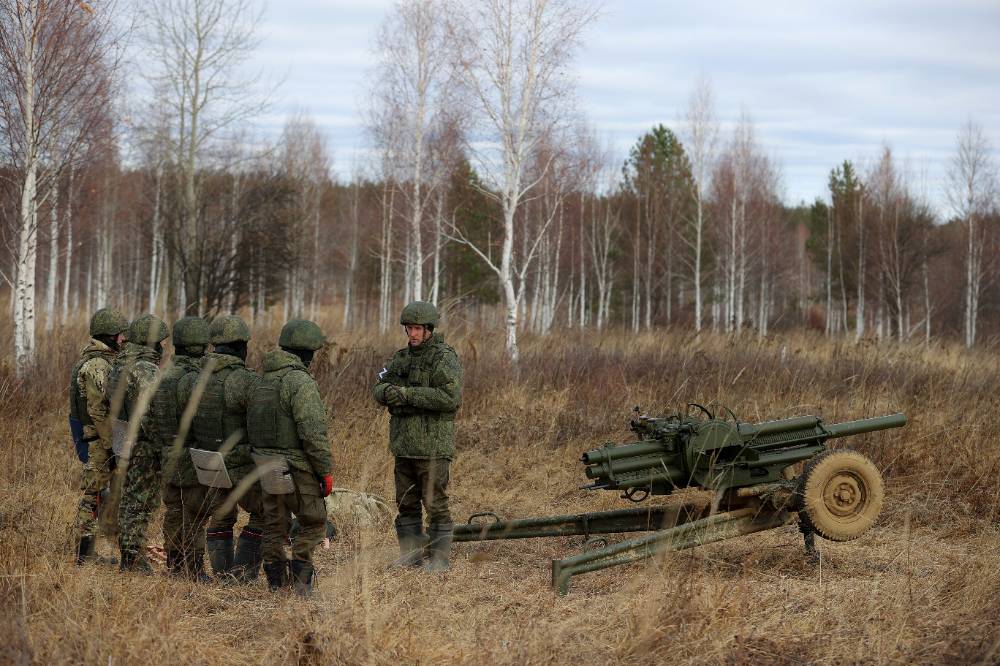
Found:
[318,474,333,497]
[385,385,408,407]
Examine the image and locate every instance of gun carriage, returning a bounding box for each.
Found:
[453,405,906,594]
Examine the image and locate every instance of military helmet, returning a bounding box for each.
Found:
[89,308,129,337]
[278,319,325,351]
[171,316,210,347]
[210,314,251,344]
[128,314,169,346]
[400,301,439,328]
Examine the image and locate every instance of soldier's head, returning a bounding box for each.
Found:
[89,308,129,351]
[278,319,325,367]
[400,301,438,347]
[171,316,210,358]
[128,314,170,356]
[210,314,251,361]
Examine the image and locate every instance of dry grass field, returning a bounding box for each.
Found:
[2,311,999,665]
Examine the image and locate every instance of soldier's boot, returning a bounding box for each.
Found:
[186,550,213,583]
[75,535,95,565]
[289,560,315,597]
[390,519,425,568]
[119,549,154,574]
[425,523,454,573]
[263,560,289,592]
[206,529,234,579]
[232,528,263,583]
[165,549,185,577]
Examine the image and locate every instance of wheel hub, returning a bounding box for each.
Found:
[823,472,865,518]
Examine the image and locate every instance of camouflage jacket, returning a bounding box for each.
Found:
[156,354,204,487]
[107,342,161,445]
[71,339,117,443]
[372,333,462,459]
[247,349,331,476]
[181,352,262,480]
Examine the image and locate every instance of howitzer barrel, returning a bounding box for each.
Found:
[581,440,665,465]
[738,415,820,438]
[825,413,907,438]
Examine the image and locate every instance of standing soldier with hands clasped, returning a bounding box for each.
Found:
[373,301,462,572]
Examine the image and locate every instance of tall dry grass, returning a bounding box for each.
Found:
[1,309,999,664]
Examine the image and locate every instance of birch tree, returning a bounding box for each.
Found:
[138,0,269,315]
[0,0,119,375]
[946,119,996,348]
[682,76,718,333]
[447,0,597,361]
[370,0,457,304]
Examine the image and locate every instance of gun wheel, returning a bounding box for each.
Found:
[799,449,884,542]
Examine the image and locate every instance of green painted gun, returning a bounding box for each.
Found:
[581,405,907,499]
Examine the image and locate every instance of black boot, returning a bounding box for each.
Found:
[425,523,453,573]
[391,518,425,568]
[75,535,95,565]
[166,549,185,577]
[119,549,153,574]
[232,528,263,583]
[289,560,314,597]
[263,561,288,591]
[206,529,234,579]
[186,550,213,583]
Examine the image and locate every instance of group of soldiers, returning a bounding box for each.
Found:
[70,300,462,595]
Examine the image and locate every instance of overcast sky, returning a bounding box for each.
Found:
[242,0,1000,216]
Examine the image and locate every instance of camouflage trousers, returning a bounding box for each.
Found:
[162,482,221,555]
[394,457,451,530]
[261,468,326,563]
[117,439,162,556]
[74,440,121,539]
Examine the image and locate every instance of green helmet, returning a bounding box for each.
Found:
[128,314,169,346]
[210,314,251,344]
[172,316,210,347]
[400,301,439,328]
[89,308,129,337]
[278,319,325,351]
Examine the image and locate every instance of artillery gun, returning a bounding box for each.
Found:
[453,405,906,594]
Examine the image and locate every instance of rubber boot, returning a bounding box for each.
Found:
[263,561,288,591]
[289,560,314,597]
[119,549,153,574]
[206,529,234,579]
[166,549,185,577]
[390,519,425,568]
[186,550,213,583]
[425,523,453,573]
[75,535,95,565]
[232,528,263,583]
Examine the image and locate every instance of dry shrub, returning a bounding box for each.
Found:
[1,313,999,664]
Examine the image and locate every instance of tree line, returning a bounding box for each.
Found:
[1,0,997,376]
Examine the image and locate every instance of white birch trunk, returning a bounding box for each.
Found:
[44,181,59,332]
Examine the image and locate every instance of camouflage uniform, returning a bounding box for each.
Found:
[155,316,211,580]
[71,308,129,563]
[110,314,169,572]
[249,319,332,594]
[182,314,265,583]
[373,301,462,571]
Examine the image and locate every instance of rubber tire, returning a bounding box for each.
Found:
[798,449,884,542]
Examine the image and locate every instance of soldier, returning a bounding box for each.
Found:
[185,315,265,583]
[110,313,169,572]
[372,301,462,572]
[155,316,211,581]
[248,319,332,595]
[70,307,130,564]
